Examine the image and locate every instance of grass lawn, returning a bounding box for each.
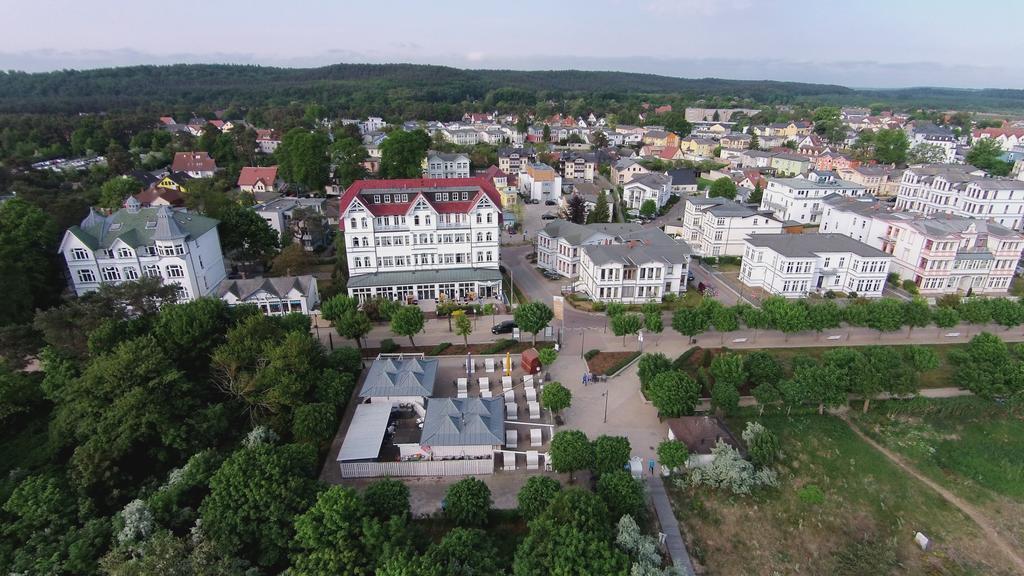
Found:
[678,344,965,390]
[853,397,1024,551]
[669,411,1019,575]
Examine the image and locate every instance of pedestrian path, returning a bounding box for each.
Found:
[646,475,696,576]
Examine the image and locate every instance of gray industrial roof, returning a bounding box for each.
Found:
[745,233,889,258]
[337,403,392,461]
[420,397,504,447]
[359,357,439,398]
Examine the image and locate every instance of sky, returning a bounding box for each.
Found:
[2,0,1022,89]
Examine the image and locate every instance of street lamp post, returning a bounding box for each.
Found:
[580,328,585,359]
[603,389,609,423]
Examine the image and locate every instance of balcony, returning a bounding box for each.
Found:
[437,221,471,229]
[375,224,409,232]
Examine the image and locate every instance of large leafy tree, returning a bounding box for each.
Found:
[744,351,782,388]
[201,443,319,569]
[0,198,61,326]
[540,381,572,415]
[872,128,910,165]
[709,352,745,388]
[514,302,554,346]
[592,435,631,477]
[639,199,658,218]
[517,476,562,520]
[708,177,737,200]
[217,204,280,264]
[98,175,142,211]
[337,310,372,349]
[657,439,689,472]
[277,128,331,191]
[444,478,492,526]
[379,129,431,178]
[649,370,700,417]
[548,429,594,481]
[866,298,906,336]
[331,136,368,188]
[390,306,425,347]
[966,137,1012,175]
[637,353,671,392]
[596,471,647,523]
[795,363,848,414]
[610,312,643,346]
[672,307,709,340]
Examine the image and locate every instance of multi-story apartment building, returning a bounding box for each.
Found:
[559,152,597,182]
[820,194,1023,295]
[498,148,536,175]
[680,197,784,257]
[536,221,643,278]
[837,165,889,195]
[519,163,562,203]
[759,174,867,224]
[253,197,331,250]
[577,229,691,304]
[611,158,650,184]
[422,151,471,179]
[622,173,672,211]
[59,200,226,301]
[894,165,1024,230]
[217,275,321,315]
[339,178,503,303]
[740,233,892,298]
[908,123,958,163]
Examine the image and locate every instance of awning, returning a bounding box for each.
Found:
[337,403,393,462]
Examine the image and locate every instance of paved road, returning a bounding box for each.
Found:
[689,261,747,306]
[647,475,697,576]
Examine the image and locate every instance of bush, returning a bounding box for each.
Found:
[718,255,740,266]
[886,272,900,286]
[672,347,701,371]
[444,478,491,526]
[657,440,689,472]
[584,349,600,361]
[597,471,647,523]
[517,476,561,520]
[592,301,607,312]
[662,292,678,304]
[481,339,515,354]
[902,279,919,294]
[684,441,778,495]
[702,256,718,266]
[538,347,558,365]
[329,347,363,375]
[380,338,400,353]
[429,342,452,355]
[291,403,338,445]
[603,351,641,376]
[797,484,825,505]
[741,422,780,468]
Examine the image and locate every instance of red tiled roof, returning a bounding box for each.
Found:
[256,129,280,141]
[482,165,507,179]
[134,186,184,207]
[339,178,503,225]
[159,116,175,125]
[658,146,680,160]
[171,152,217,173]
[209,120,225,129]
[973,128,1024,138]
[237,166,278,187]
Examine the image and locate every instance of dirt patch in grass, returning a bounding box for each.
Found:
[586,351,640,376]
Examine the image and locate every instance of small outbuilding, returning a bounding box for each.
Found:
[521,348,541,374]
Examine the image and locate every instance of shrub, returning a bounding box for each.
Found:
[684,440,778,495]
[797,484,825,505]
[672,347,701,371]
[429,342,452,355]
[603,351,641,376]
[702,256,718,266]
[886,272,900,286]
[584,349,600,361]
[481,339,515,354]
[902,279,919,294]
[592,301,607,312]
[380,338,400,353]
[718,255,740,266]
[662,292,678,304]
[742,422,780,468]
[291,403,338,445]
[657,440,689,472]
[538,347,558,365]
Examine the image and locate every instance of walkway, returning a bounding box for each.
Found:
[647,475,696,576]
[842,415,1024,573]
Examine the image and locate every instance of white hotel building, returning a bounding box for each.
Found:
[820,194,1023,296]
[740,233,892,298]
[339,178,503,303]
[577,228,691,304]
[536,221,645,279]
[894,165,1024,231]
[679,197,785,257]
[759,174,868,224]
[59,200,226,301]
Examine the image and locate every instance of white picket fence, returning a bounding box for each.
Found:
[340,458,494,478]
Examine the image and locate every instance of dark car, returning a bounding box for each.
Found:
[491,320,517,334]
[544,199,557,206]
[542,269,561,280]
[687,271,695,283]
[528,198,540,204]
[541,212,558,220]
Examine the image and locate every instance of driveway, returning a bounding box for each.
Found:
[690,261,749,306]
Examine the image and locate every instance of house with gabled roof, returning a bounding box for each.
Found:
[359,356,439,407]
[171,152,217,178]
[237,166,280,193]
[216,275,320,315]
[419,397,505,458]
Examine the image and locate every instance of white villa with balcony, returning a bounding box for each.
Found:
[759,174,867,224]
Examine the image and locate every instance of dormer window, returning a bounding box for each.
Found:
[70,248,89,260]
[117,247,133,259]
[373,195,381,203]
[384,194,391,203]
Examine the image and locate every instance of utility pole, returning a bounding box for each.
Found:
[603,389,609,423]
[580,328,585,358]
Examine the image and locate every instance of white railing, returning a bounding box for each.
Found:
[340,458,494,478]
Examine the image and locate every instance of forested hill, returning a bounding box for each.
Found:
[0,63,1022,115]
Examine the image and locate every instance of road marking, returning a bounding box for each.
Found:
[826,335,843,340]
[945,332,962,337]
[731,338,748,343]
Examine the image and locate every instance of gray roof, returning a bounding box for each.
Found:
[666,169,697,186]
[822,194,886,216]
[360,357,439,398]
[420,397,504,447]
[688,197,767,219]
[68,206,218,250]
[427,151,470,162]
[770,177,866,191]
[968,179,1024,191]
[582,240,690,267]
[745,233,889,258]
[628,172,671,189]
[346,268,502,289]
[614,158,641,170]
[216,275,316,301]
[540,220,642,245]
[254,197,325,214]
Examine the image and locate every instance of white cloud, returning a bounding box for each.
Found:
[465,51,485,62]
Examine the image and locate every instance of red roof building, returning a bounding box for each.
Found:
[237,166,279,192]
[171,152,217,177]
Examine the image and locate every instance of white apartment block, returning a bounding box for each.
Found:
[820,194,1023,296]
[894,165,1024,230]
[519,163,562,203]
[498,148,536,175]
[442,129,479,146]
[559,152,597,182]
[611,158,649,185]
[253,197,329,249]
[422,151,471,179]
[908,123,958,163]
[60,200,226,301]
[577,229,691,304]
[340,178,503,303]
[536,221,643,278]
[740,233,891,298]
[622,173,672,211]
[680,197,784,257]
[759,175,867,224]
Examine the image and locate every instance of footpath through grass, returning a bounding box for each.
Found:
[853,396,1024,551]
[669,410,1019,575]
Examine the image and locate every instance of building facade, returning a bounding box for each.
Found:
[423,151,471,179]
[559,152,597,182]
[680,197,784,257]
[340,178,503,303]
[217,275,320,315]
[519,163,562,203]
[622,173,671,211]
[894,165,1024,230]
[59,201,226,301]
[759,175,868,224]
[577,229,691,304]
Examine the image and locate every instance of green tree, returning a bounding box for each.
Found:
[637,353,671,392]
[541,381,572,415]
[379,129,431,178]
[542,124,551,142]
[0,198,61,326]
[597,471,647,523]
[592,435,631,477]
[331,136,368,188]
[959,298,993,325]
[745,350,782,387]
[709,352,745,388]
[672,307,709,341]
[711,381,740,416]
[453,309,472,347]
[322,294,359,323]
[990,298,1024,330]
[444,478,492,526]
[796,363,848,415]
[867,298,906,336]
[806,301,842,334]
[567,194,587,224]
[517,476,562,520]
[709,177,738,200]
[907,142,948,164]
[587,191,611,223]
[639,199,658,218]
[742,422,780,468]
[872,128,910,165]
[390,306,425,347]
[336,310,372,349]
[966,137,1012,175]
[423,528,504,576]
[277,128,331,191]
[904,297,932,336]
[98,176,142,211]
[549,429,594,481]
[610,312,643,346]
[291,403,337,445]
[752,382,783,415]
[711,305,739,333]
[218,204,280,264]
[201,443,319,568]
[514,301,554,346]
[649,370,700,417]
[932,305,960,328]
[657,439,689,473]
[364,478,411,520]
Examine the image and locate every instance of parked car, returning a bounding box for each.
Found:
[541,212,558,220]
[491,320,517,334]
[528,198,540,204]
[544,199,557,206]
[687,271,695,283]
[542,269,561,280]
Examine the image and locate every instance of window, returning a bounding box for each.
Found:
[166,265,184,278]
[116,247,133,259]
[124,267,139,280]
[77,269,96,283]
[143,265,161,278]
[373,195,381,203]
[101,267,122,281]
[70,248,89,260]
[350,217,358,228]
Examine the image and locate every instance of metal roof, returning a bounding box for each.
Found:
[745,233,889,258]
[359,357,439,398]
[420,397,504,447]
[337,403,392,462]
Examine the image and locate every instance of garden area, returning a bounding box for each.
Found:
[669,411,1021,575]
[584,349,641,376]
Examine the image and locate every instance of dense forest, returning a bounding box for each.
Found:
[1,63,1022,116]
